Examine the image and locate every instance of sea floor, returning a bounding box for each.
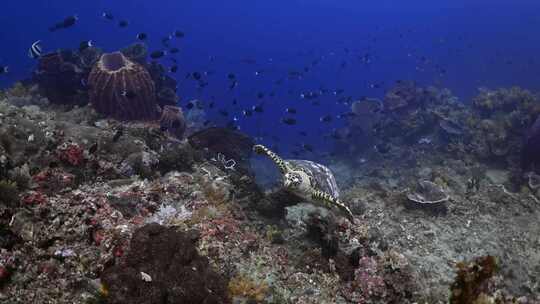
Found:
[0,91,538,303]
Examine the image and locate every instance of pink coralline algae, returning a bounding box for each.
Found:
[355,257,387,298]
[21,191,48,205]
[56,142,85,166]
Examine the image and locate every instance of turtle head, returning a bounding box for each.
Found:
[283,172,302,189]
[253,144,266,155]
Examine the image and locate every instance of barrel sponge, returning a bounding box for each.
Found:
[88,52,158,121]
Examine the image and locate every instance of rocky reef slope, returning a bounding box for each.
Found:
[0,82,538,304]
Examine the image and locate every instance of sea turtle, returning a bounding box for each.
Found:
[253,144,354,222]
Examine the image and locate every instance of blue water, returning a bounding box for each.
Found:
[1,0,540,156]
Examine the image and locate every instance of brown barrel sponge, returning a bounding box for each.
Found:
[88,52,158,121]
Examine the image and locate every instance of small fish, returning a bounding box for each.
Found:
[49,15,78,32]
[88,142,98,154]
[118,20,129,28]
[173,30,185,38]
[242,109,253,117]
[285,108,297,114]
[28,40,43,59]
[333,89,344,95]
[282,118,297,125]
[320,115,332,123]
[257,92,264,99]
[102,12,114,20]
[302,144,314,152]
[299,131,308,136]
[227,73,236,80]
[150,50,167,59]
[252,104,264,113]
[198,80,209,88]
[185,102,194,109]
[219,109,229,117]
[112,127,124,142]
[208,101,215,109]
[121,90,136,99]
[161,36,172,47]
[192,72,202,80]
[169,65,178,73]
[136,33,147,40]
[169,47,180,54]
[227,120,240,130]
[0,66,8,74]
[79,40,93,52]
[229,80,238,90]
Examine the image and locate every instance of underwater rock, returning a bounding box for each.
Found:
[473,87,539,116]
[349,98,383,135]
[101,223,230,304]
[305,210,340,258]
[285,203,331,230]
[439,119,463,136]
[383,80,419,112]
[159,105,186,139]
[188,127,254,165]
[88,52,158,121]
[485,169,509,185]
[34,51,87,105]
[521,115,540,172]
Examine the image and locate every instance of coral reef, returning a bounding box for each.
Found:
[449,256,498,304]
[33,50,88,105]
[88,52,158,121]
[188,127,254,171]
[0,81,538,304]
[101,223,230,304]
[469,87,539,166]
[521,115,540,172]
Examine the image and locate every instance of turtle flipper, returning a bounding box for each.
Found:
[311,189,355,223]
[253,144,288,175]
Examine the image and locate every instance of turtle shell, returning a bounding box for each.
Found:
[286,159,340,198]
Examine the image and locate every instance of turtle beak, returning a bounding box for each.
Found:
[283,178,292,188]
